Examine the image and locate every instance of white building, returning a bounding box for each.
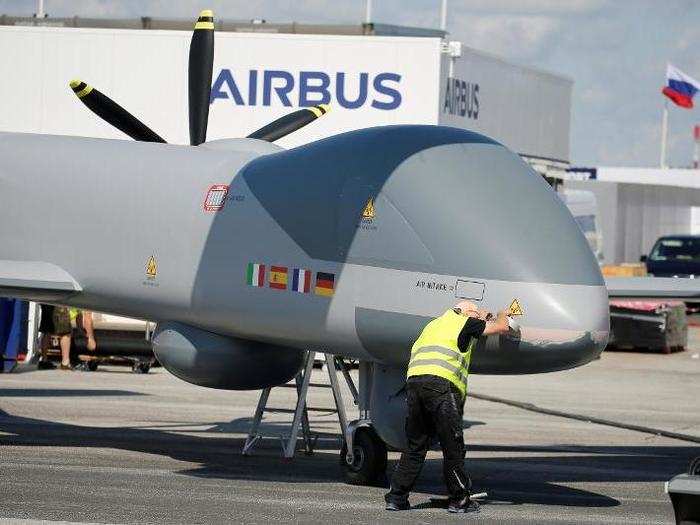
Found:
[0,21,571,176]
[564,167,700,264]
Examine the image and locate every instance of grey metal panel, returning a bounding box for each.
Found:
[0,260,81,301]
[369,364,409,450]
[0,132,265,326]
[383,141,602,285]
[243,125,600,286]
[355,307,604,374]
[667,474,700,496]
[0,126,609,380]
[438,48,572,164]
[243,125,496,263]
[355,308,429,364]
[0,260,80,292]
[338,190,433,266]
[152,321,305,390]
[606,276,700,299]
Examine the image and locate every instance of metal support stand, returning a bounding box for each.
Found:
[242,351,353,459]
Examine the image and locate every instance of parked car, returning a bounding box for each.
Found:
[642,235,700,277]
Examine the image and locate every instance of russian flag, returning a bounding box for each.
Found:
[662,64,700,109]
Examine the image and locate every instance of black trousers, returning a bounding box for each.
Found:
[385,375,470,505]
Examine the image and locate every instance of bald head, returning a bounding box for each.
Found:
[454,300,477,313]
[454,300,490,320]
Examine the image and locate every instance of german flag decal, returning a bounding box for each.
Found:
[269,266,288,290]
[315,272,335,297]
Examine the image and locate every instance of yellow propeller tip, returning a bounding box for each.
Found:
[70,81,93,98]
[194,9,214,29]
[318,104,331,113]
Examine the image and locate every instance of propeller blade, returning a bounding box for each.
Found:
[247,104,331,142]
[69,80,166,143]
[188,9,215,146]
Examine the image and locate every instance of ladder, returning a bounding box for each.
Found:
[242,351,356,459]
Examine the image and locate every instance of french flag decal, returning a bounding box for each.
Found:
[662,64,700,109]
[292,268,311,293]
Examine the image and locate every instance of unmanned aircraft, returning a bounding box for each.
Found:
[1,10,697,484]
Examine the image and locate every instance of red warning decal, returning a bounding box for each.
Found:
[203,184,229,212]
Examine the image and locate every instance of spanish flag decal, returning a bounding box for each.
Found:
[315,272,335,297]
[269,266,288,290]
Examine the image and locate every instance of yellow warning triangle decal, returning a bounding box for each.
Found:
[508,298,524,316]
[362,198,375,220]
[145,256,157,277]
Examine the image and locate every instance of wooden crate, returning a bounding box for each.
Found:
[601,263,647,277]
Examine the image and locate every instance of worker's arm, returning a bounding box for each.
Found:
[457,317,486,351]
[482,310,510,336]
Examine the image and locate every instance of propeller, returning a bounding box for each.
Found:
[188,9,215,146]
[69,80,166,143]
[68,9,330,146]
[247,105,330,142]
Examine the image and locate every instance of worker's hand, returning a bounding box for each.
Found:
[507,316,521,332]
[483,310,511,336]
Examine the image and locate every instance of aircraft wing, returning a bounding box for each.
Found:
[0,260,81,302]
[605,276,700,300]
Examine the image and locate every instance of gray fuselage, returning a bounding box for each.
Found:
[0,125,609,374]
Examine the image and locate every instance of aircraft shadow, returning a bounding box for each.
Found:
[0,388,146,397]
[207,417,483,435]
[1,407,693,508]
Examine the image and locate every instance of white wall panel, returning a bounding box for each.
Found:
[0,26,440,149]
[566,180,700,263]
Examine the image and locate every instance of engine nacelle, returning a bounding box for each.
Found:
[152,321,305,390]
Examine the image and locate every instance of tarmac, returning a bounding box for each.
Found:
[1,332,699,524]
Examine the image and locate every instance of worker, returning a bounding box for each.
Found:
[38,304,73,370]
[384,300,514,513]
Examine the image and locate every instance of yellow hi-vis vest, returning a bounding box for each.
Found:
[407,309,476,396]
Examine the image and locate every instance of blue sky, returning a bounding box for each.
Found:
[2,0,699,167]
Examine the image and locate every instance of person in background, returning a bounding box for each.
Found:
[39,304,73,370]
[74,309,97,351]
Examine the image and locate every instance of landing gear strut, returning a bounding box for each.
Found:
[336,361,402,486]
[340,425,388,486]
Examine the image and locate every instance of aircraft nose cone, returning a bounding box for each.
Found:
[471,280,610,374]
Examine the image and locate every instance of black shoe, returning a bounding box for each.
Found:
[385,500,410,511]
[448,499,479,514]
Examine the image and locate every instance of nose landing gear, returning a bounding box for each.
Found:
[340,424,388,486]
[338,360,404,486]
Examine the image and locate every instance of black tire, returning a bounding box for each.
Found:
[340,427,388,486]
[690,457,700,475]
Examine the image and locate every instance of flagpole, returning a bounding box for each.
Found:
[660,100,669,168]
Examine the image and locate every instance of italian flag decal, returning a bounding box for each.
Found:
[246,263,265,287]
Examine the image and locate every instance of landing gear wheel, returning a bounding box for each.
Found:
[690,456,700,475]
[340,427,388,486]
[132,362,151,374]
[86,360,98,372]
